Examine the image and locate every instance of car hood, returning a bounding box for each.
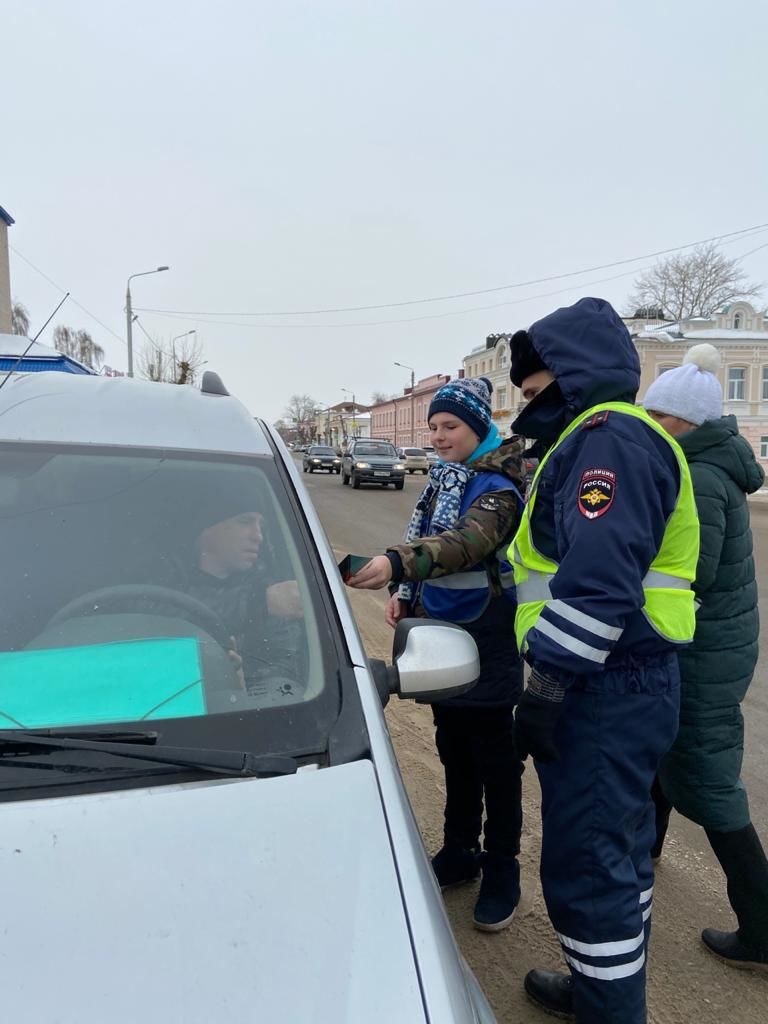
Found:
[1,760,426,1024]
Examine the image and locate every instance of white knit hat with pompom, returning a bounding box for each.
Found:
[642,342,723,426]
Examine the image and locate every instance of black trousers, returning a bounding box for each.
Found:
[432,703,523,858]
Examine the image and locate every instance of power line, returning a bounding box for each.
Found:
[136,262,654,330]
[9,246,127,347]
[134,222,768,318]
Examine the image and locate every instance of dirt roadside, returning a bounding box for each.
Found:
[347,588,767,1024]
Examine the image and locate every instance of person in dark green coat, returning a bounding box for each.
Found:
[643,343,768,972]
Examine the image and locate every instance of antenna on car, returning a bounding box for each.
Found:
[200,370,230,396]
[0,292,71,393]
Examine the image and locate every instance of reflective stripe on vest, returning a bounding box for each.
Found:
[426,571,489,590]
[508,401,699,656]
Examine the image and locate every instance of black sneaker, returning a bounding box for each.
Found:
[701,928,768,973]
[524,970,575,1020]
[431,843,480,889]
[473,852,520,932]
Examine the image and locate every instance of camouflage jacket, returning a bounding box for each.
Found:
[387,437,525,592]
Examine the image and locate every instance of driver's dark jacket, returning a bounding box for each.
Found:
[166,561,301,690]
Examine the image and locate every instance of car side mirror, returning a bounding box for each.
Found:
[386,619,479,702]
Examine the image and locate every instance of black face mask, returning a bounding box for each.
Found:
[512,380,573,451]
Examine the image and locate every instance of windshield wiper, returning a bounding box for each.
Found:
[0,730,298,778]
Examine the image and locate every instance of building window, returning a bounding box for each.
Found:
[761,436,768,459]
[728,367,746,401]
[657,364,677,376]
[734,312,743,329]
[499,349,508,369]
[762,367,768,402]
[497,387,508,409]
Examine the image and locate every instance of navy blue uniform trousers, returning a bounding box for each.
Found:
[536,654,680,1024]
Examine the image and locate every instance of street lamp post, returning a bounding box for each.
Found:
[170,329,196,382]
[394,361,416,446]
[125,266,169,378]
[341,387,357,439]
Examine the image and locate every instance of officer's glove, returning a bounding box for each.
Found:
[514,668,566,764]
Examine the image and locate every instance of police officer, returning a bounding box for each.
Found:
[507,298,699,1023]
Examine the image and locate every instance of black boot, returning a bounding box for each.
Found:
[704,823,768,969]
[431,842,480,889]
[524,970,575,1020]
[473,851,520,932]
[701,928,768,972]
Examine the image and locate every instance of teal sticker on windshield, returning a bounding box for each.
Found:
[0,638,205,729]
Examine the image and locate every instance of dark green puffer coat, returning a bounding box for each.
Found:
[659,415,765,831]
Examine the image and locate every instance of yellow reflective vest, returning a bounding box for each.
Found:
[509,402,699,661]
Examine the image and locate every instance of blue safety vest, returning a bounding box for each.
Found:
[419,471,522,625]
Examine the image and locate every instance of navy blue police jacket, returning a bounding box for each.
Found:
[514,297,686,688]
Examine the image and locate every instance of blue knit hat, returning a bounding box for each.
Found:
[428,377,493,440]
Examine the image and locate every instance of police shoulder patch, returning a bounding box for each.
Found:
[477,493,502,511]
[578,468,616,520]
[581,410,610,430]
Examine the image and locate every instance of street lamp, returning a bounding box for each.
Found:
[171,329,196,381]
[341,387,357,439]
[125,266,169,378]
[394,361,416,446]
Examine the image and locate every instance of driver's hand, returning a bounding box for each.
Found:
[227,637,247,691]
[267,581,304,619]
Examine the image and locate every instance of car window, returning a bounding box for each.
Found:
[404,448,425,456]
[309,447,336,455]
[353,443,397,457]
[0,446,333,739]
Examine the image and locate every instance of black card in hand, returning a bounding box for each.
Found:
[338,554,372,581]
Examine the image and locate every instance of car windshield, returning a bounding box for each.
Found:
[0,444,339,762]
[403,449,425,456]
[309,447,335,455]
[354,443,396,457]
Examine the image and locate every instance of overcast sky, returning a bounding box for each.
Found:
[4,0,767,421]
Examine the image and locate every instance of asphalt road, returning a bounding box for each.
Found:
[299,456,768,1023]
[301,457,768,837]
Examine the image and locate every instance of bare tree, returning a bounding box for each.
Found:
[52,325,105,369]
[370,390,396,405]
[273,419,298,444]
[627,243,760,321]
[284,394,318,444]
[138,335,206,385]
[11,301,30,336]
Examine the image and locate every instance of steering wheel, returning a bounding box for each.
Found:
[47,585,231,646]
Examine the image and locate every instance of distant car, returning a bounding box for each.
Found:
[342,439,406,490]
[303,445,342,474]
[397,447,429,475]
[422,446,440,466]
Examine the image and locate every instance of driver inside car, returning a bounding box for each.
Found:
[166,496,305,699]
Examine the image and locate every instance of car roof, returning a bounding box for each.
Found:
[0,372,271,456]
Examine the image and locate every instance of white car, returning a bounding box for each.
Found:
[422,445,440,466]
[397,447,430,474]
[0,371,495,1024]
